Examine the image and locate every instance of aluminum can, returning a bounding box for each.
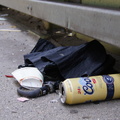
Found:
[59,74,120,104]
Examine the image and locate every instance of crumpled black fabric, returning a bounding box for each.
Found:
[24,38,115,81]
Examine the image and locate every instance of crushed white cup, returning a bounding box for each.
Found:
[12,67,44,89]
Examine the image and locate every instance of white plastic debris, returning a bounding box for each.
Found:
[12,67,44,89]
[17,97,29,102]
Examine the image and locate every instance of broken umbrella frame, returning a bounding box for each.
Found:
[17,38,116,98]
[17,81,55,98]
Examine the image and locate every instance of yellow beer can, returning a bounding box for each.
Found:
[59,74,120,104]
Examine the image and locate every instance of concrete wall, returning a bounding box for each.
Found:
[0,0,120,51]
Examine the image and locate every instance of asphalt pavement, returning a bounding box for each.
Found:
[0,8,120,120]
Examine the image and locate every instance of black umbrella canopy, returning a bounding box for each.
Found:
[24,39,115,82]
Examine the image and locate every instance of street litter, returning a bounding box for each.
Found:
[17,81,55,98]
[23,38,116,80]
[12,38,120,105]
[12,67,44,89]
[67,32,73,37]
[59,73,120,105]
[17,97,29,102]
[5,75,14,78]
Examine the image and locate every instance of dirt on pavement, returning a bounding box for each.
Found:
[0,8,120,120]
